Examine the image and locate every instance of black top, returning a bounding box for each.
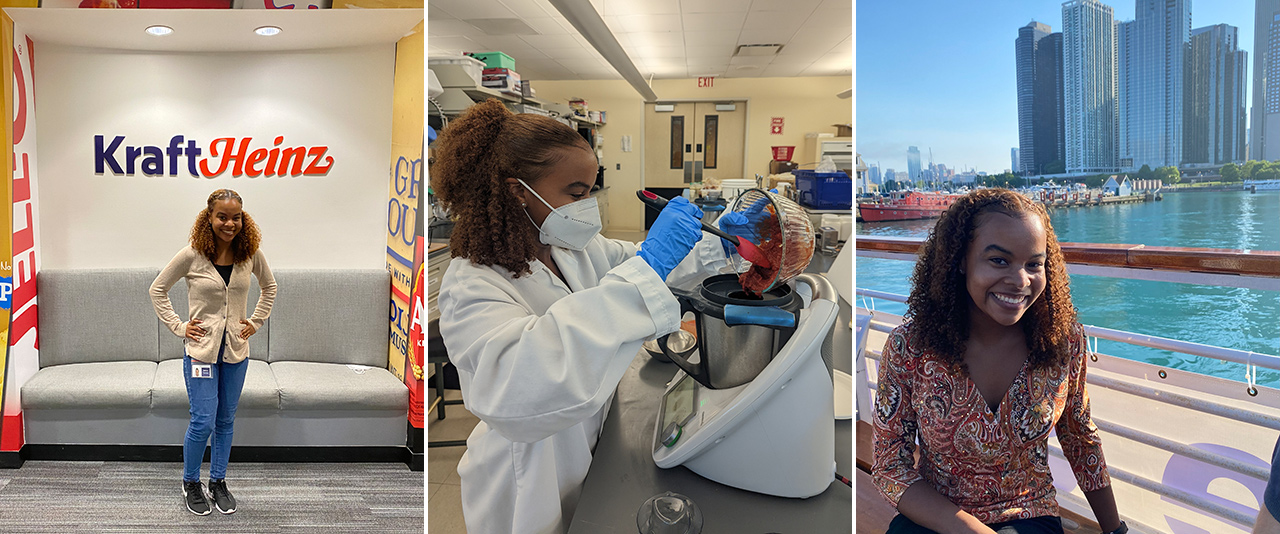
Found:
[214,264,233,286]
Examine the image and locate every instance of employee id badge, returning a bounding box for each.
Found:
[191,363,213,379]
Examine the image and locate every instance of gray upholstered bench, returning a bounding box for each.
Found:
[20,268,409,458]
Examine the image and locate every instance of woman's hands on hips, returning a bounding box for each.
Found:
[239,320,257,340]
[185,319,206,342]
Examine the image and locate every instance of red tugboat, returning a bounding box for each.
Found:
[857,191,963,222]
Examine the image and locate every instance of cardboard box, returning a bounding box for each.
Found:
[769,160,798,175]
[833,123,851,137]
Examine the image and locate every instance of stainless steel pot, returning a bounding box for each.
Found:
[658,274,802,390]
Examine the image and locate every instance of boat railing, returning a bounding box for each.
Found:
[854,236,1280,531]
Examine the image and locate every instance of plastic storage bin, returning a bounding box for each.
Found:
[771,146,795,161]
[428,55,486,86]
[792,170,852,210]
[469,51,515,70]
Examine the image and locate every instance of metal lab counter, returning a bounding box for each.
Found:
[566,292,854,534]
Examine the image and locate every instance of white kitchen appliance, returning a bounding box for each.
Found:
[651,273,839,498]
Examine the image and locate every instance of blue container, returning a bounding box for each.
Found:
[792,170,852,210]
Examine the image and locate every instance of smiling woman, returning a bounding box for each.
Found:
[871,189,1125,534]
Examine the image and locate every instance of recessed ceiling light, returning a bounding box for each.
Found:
[254,26,282,36]
[145,25,173,36]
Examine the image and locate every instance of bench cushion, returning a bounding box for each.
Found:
[158,277,269,361]
[271,361,407,411]
[268,270,388,367]
[151,358,280,410]
[21,361,157,410]
[38,269,161,366]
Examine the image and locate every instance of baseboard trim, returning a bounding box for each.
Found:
[20,445,413,465]
[0,451,23,469]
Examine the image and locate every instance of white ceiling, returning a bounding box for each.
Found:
[427,0,852,81]
[5,8,422,52]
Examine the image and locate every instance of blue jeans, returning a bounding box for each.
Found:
[182,334,248,483]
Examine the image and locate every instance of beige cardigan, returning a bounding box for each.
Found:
[150,246,277,364]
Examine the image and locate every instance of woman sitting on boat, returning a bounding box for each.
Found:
[872,189,1125,534]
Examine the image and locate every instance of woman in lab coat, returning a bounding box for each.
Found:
[432,99,751,534]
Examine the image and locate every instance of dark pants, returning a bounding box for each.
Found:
[887,514,1064,534]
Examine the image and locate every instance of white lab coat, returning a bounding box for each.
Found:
[438,232,734,534]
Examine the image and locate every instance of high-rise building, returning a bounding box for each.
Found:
[1252,0,1280,161]
[1124,0,1190,169]
[907,146,921,181]
[1185,24,1248,165]
[1035,32,1065,174]
[869,164,881,185]
[1063,0,1118,173]
[1011,147,1020,172]
[1016,21,1050,174]
[1118,19,1136,169]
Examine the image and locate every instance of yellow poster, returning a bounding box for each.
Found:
[385,20,423,383]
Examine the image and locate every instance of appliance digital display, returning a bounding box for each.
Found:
[662,374,697,432]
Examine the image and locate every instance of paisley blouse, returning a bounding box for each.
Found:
[871,321,1110,523]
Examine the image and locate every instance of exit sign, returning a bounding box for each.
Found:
[698,76,715,88]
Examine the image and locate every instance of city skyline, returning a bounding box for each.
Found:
[857,0,1256,175]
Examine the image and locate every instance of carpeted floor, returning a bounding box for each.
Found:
[0,461,423,533]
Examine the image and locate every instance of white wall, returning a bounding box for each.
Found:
[34,43,395,269]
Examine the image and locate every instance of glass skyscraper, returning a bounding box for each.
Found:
[907,146,921,182]
[1063,0,1118,173]
[1015,22,1064,175]
[1252,0,1280,161]
[1185,24,1247,165]
[1124,0,1190,170]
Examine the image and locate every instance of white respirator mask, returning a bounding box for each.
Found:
[518,179,602,251]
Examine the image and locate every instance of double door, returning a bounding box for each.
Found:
[644,101,745,188]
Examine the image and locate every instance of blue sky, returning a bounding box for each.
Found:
[856,1,1256,175]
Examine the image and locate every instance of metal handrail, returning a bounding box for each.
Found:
[853,288,1280,374]
[1047,444,1255,527]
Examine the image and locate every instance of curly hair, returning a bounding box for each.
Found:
[189,188,261,265]
[431,99,594,277]
[905,188,1077,370]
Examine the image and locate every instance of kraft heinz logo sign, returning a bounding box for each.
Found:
[94,135,334,177]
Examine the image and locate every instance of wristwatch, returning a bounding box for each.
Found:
[1104,521,1129,534]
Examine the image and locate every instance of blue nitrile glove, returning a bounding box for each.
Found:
[637,196,703,280]
[718,196,771,256]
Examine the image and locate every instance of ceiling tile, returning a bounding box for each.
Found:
[521,33,584,49]
[807,51,852,74]
[778,28,847,54]
[624,32,685,50]
[428,19,485,38]
[603,0,679,16]
[729,55,775,66]
[749,0,822,11]
[496,0,552,19]
[523,17,571,35]
[683,30,740,47]
[722,66,765,78]
[468,35,538,53]
[681,0,752,13]
[742,9,811,32]
[430,0,518,20]
[578,69,622,80]
[538,47,603,60]
[686,56,731,67]
[762,62,808,77]
[802,4,852,32]
[681,12,746,32]
[685,43,737,57]
[627,44,687,59]
[426,36,483,54]
[737,28,798,46]
[428,7,456,20]
[604,13,682,33]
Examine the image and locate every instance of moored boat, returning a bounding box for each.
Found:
[856,191,963,222]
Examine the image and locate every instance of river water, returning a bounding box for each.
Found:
[855,189,1279,386]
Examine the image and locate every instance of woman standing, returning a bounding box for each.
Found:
[873,189,1124,534]
[150,189,277,516]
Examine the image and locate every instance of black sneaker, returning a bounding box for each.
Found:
[183,481,211,516]
[208,479,237,514]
